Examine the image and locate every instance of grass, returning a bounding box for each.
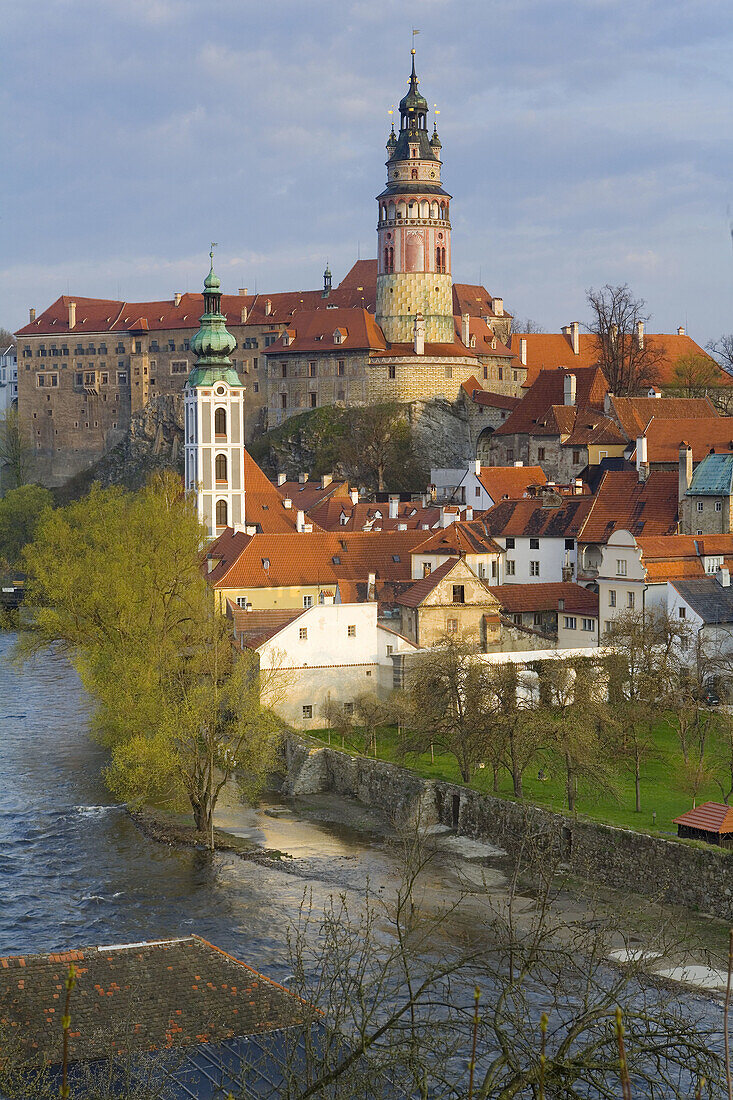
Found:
[309,719,730,839]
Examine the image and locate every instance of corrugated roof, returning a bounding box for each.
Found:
[673,802,733,833]
[687,453,733,497]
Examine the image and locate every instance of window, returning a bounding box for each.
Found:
[716,501,723,512]
[447,618,458,633]
[572,450,581,464]
[507,449,514,462]
[444,366,452,379]
[388,365,396,380]
[343,702,354,717]
[280,394,287,410]
[697,501,704,513]
[513,613,523,626]
[475,486,481,499]
[100,372,109,385]
[214,407,227,435]
[505,537,515,549]
[564,616,577,630]
[337,360,345,376]
[135,341,142,353]
[302,705,313,719]
[604,621,613,634]
[253,357,258,370]
[299,627,308,640]
[171,360,188,374]
[215,454,227,482]
[529,538,540,550]
[452,585,465,604]
[280,363,287,378]
[679,607,686,619]
[538,447,545,461]
[303,595,313,608]
[253,382,259,393]
[117,371,127,385]
[609,590,616,607]
[310,393,317,408]
[215,499,228,528]
[506,560,516,576]
[627,591,635,608]
[308,361,316,377]
[616,559,627,576]
[533,612,543,626]
[530,561,540,577]
[236,597,247,608]
[386,644,393,656]
[347,624,356,637]
[582,618,594,631]
[680,636,689,652]
[423,562,432,578]
[565,538,574,551]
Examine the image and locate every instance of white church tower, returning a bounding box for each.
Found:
[184,248,246,539]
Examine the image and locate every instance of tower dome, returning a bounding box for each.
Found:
[188,248,241,387]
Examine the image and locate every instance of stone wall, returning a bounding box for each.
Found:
[282,733,733,923]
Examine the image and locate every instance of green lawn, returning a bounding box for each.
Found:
[308,720,728,837]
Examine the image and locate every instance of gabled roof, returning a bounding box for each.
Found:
[563,413,627,447]
[243,450,312,533]
[609,395,718,439]
[487,582,598,616]
[452,284,512,321]
[308,498,440,533]
[413,520,502,556]
[475,465,547,502]
[481,496,593,539]
[337,259,378,289]
[493,367,608,437]
[460,378,520,410]
[453,316,515,358]
[579,471,678,542]
[642,418,733,463]
[670,578,733,624]
[395,557,482,608]
[673,802,733,833]
[227,603,306,648]
[263,307,387,355]
[0,935,304,1066]
[687,452,733,497]
[635,534,733,581]
[275,478,351,513]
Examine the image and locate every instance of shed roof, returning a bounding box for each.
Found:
[673,802,733,833]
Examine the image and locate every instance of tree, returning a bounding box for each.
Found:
[20,472,281,842]
[0,483,53,569]
[0,407,33,489]
[484,662,541,797]
[0,327,16,350]
[585,283,666,395]
[353,691,392,756]
[670,351,723,396]
[708,333,733,376]
[337,402,425,493]
[510,316,545,334]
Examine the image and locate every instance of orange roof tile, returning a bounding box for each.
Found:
[493,367,609,438]
[308,498,440,532]
[642,418,733,463]
[579,471,678,542]
[487,582,598,615]
[263,307,387,355]
[413,520,502,556]
[481,496,593,538]
[395,558,464,607]
[673,802,733,833]
[476,465,547,502]
[609,395,718,438]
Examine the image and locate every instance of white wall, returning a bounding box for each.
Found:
[499,536,575,585]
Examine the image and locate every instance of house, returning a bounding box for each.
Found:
[395,557,502,649]
[673,803,733,848]
[229,600,418,729]
[458,377,521,460]
[679,451,733,535]
[430,460,547,510]
[605,393,718,441]
[410,519,504,583]
[487,582,599,648]
[667,571,733,659]
[479,491,593,584]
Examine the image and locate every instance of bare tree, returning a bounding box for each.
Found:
[585,284,666,395]
[0,407,33,488]
[670,351,725,397]
[510,316,545,334]
[708,334,733,376]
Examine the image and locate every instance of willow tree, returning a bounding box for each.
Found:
[21,472,280,843]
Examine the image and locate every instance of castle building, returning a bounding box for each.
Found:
[184,253,246,539]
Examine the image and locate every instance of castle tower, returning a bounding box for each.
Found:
[184,249,246,539]
[375,50,454,345]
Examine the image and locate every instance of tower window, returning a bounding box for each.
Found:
[388,365,396,380]
[411,168,418,180]
[214,408,227,436]
[281,393,287,410]
[281,363,287,378]
[215,453,228,482]
[215,499,228,528]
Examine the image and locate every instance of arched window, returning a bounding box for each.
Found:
[214,407,226,436]
[383,246,394,274]
[419,200,429,218]
[215,453,227,482]
[388,201,395,221]
[411,168,418,180]
[430,201,438,219]
[216,499,228,528]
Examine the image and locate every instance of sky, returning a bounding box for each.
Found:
[2,0,732,344]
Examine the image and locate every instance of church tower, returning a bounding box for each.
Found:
[184,250,246,539]
[375,51,454,345]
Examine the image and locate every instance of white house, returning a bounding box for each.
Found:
[481,491,591,585]
[230,601,418,730]
[430,461,547,510]
[0,345,17,415]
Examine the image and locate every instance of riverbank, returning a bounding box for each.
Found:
[127,806,295,864]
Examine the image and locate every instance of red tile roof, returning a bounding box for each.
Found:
[476,465,547,502]
[263,307,387,355]
[481,496,593,539]
[243,451,311,533]
[452,284,512,321]
[460,378,521,410]
[487,582,598,615]
[227,604,306,648]
[493,367,609,437]
[308,498,440,532]
[609,395,718,438]
[275,478,351,513]
[642,418,733,463]
[508,332,722,388]
[579,471,678,542]
[673,802,733,833]
[337,259,378,289]
[369,340,479,359]
[413,520,502,556]
[454,316,516,358]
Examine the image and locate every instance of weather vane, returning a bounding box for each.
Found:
[210,241,218,264]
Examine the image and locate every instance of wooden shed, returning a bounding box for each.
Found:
[673,802,733,848]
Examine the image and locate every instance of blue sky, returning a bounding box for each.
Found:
[2,0,732,344]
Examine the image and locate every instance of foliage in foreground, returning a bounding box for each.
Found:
[19,472,281,841]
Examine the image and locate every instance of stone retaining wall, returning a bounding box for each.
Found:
[282,733,733,923]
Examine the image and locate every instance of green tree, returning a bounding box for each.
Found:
[21,473,280,841]
[0,484,53,569]
[0,407,33,489]
[670,351,723,396]
[337,402,425,492]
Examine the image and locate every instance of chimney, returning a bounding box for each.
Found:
[636,435,649,482]
[283,498,292,509]
[265,299,272,315]
[564,373,577,407]
[239,288,248,296]
[174,292,182,307]
[636,320,644,349]
[604,392,613,415]
[68,301,76,329]
[240,306,248,323]
[299,471,309,484]
[296,509,306,532]
[277,472,287,486]
[413,312,425,355]
[321,474,332,489]
[519,337,527,366]
[570,321,580,355]
[367,572,376,600]
[574,478,584,494]
[465,506,473,521]
[493,297,504,317]
[473,459,481,475]
[717,567,731,588]
[514,460,524,468]
[29,307,36,322]
[389,494,399,519]
[350,488,359,505]
[461,312,470,346]
[679,441,693,501]
[678,326,686,336]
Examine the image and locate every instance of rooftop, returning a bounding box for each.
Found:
[580,471,679,542]
[673,802,733,833]
[480,495,593,539]
[671,577,733,624]
[641,417,733,463]
[487,582,599,616]
[493,367,608,438]
[475,465,547,503]
[686,452,733,497]
[608,395,718,439]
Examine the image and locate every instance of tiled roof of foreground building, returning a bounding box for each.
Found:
[480,495,593,539]
[487,582,598,616]
[639,418,733,463]
[608,395,718,438]
[493,367,609,437]
[0,936,305,1065]
[579,471,679,542]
